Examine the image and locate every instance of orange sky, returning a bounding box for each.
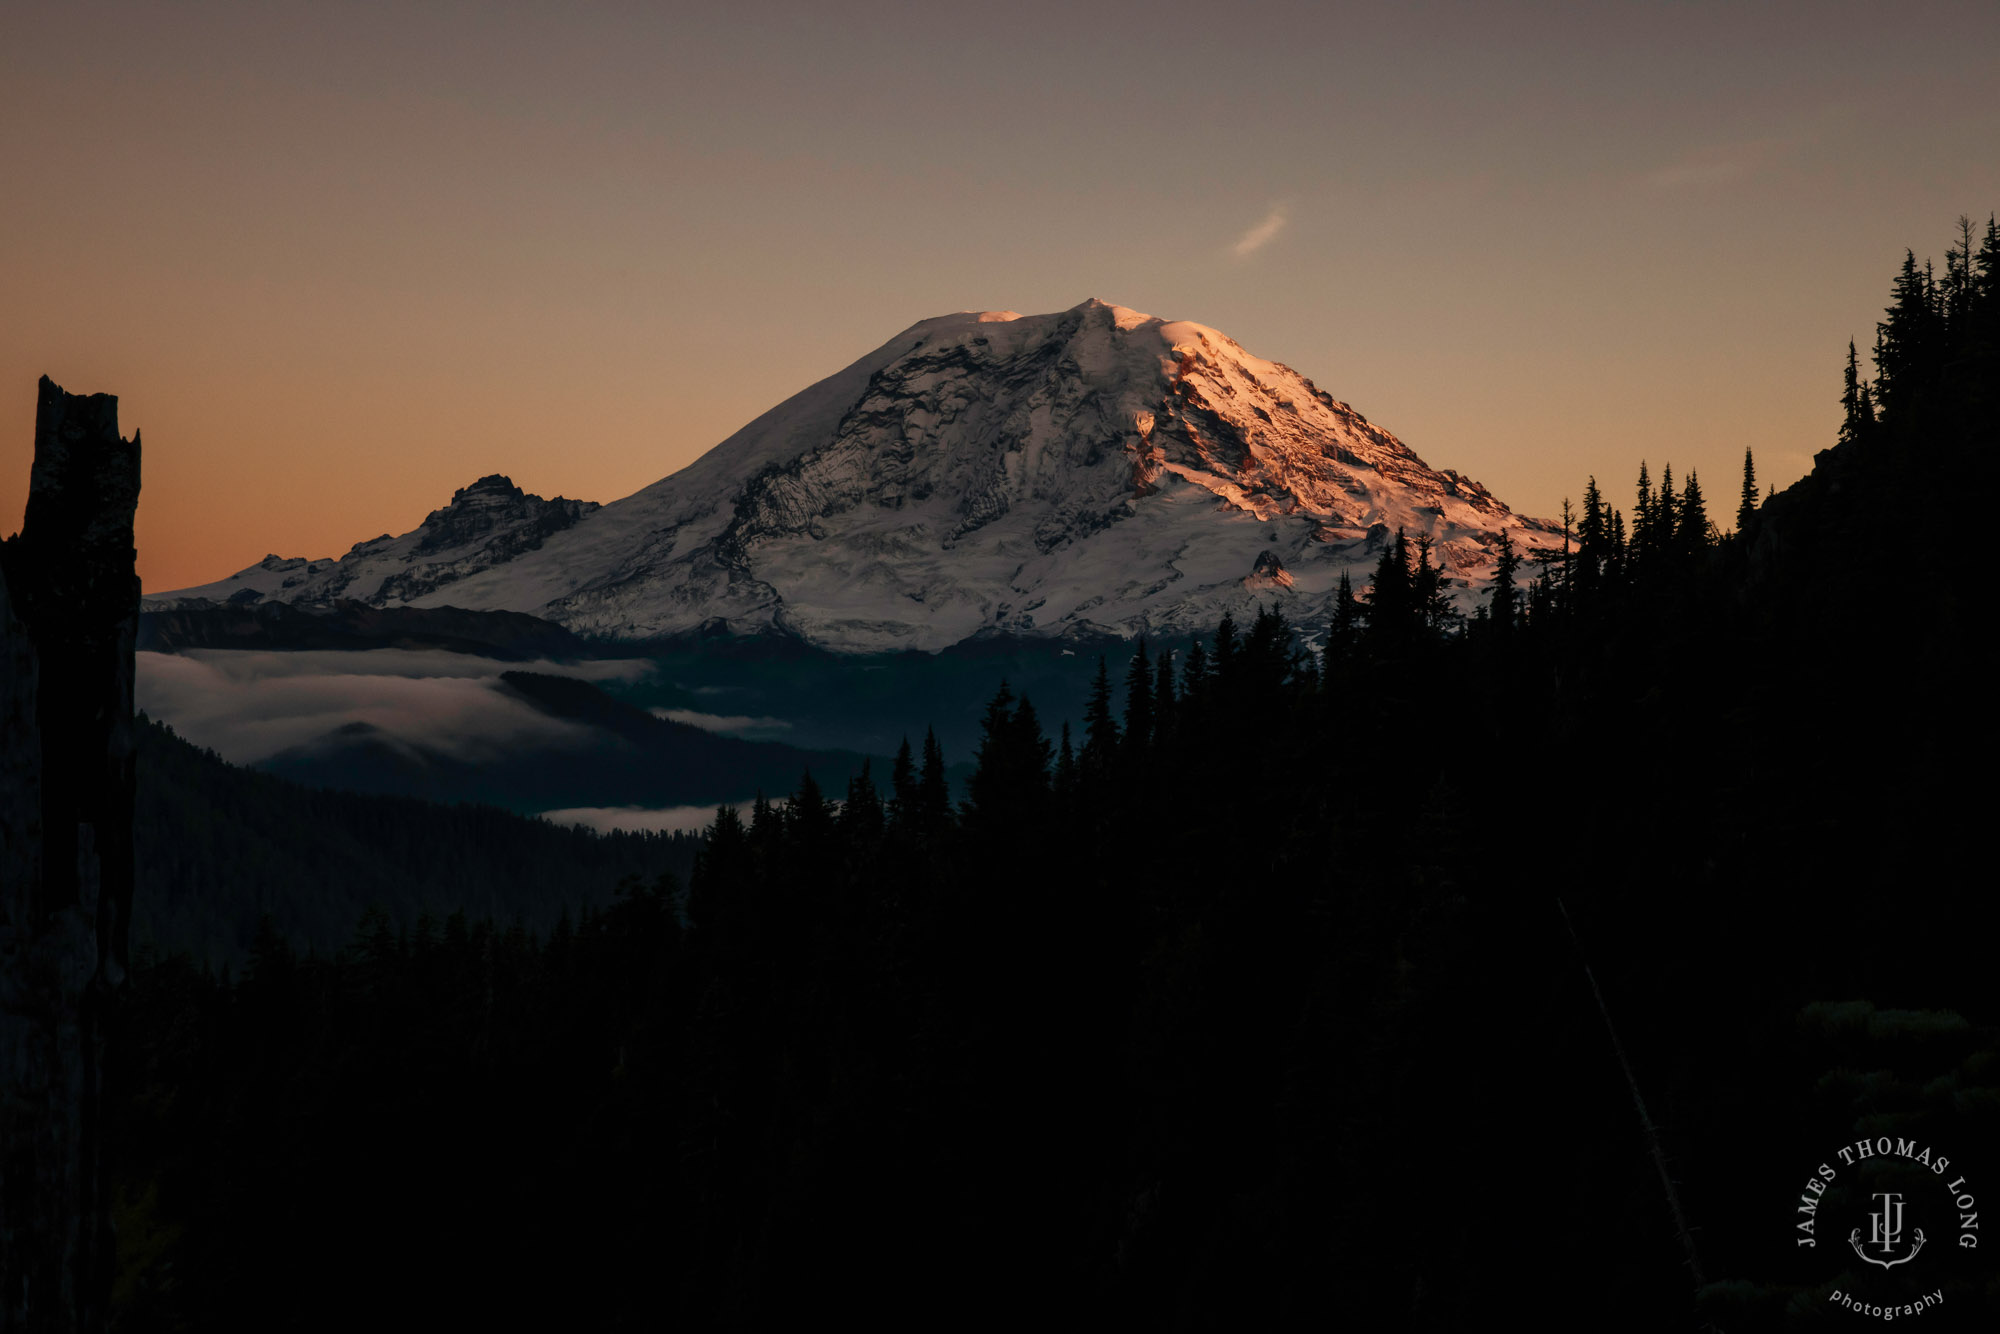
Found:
[5,1,1997,593]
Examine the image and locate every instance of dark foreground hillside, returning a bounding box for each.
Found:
[109,221,2000,1331]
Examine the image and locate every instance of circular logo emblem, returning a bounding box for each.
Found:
[1794,1136,1979,1320]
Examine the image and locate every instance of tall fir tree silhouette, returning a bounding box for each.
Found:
[1325,569,1360,675]
[917,727,951,836]
[1362,529,1413,645]
[889,737,918,831]
[1877,249,1937,420]
[1151,647,1177,750]
[1677,470,1708,561]
[1121,641,1154,765]
[1489,527,1519,632]
[1081,656,1119,779]
[1839,340,1868,447]
[1737,449,1758,534]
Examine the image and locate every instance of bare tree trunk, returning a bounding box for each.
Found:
[0,377,141,1333]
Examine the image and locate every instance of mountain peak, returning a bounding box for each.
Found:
[454,474,525,500]
[150,303,1558,652]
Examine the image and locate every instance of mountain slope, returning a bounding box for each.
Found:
[153,300,1560,652]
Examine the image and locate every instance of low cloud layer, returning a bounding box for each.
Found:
[541,804,737,835]
[651,707,792,738]
[137,649,657,765]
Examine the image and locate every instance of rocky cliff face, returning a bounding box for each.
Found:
[151,301,1561,652]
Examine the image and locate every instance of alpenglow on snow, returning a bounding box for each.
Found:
[151,300,1563,652]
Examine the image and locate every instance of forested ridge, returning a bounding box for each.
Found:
[132,716,700,966]
[109,219,2000,1330]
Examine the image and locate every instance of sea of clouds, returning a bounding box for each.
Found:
[135,648,657,765]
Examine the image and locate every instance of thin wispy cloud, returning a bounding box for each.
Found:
[1231,204,1289,257]
[1639,138,1789,192]
[650,707,792,738]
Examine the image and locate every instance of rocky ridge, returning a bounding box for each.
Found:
[153,475,597,611]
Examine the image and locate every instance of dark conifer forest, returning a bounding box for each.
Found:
[131,716,701,968]
[107,221,2000,1330]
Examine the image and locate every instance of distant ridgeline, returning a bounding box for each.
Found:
[111,219,2000,1328]
[136,597,595,659]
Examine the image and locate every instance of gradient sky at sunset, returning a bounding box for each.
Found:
[5,1,1997,592]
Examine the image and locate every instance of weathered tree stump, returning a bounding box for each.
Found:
[0,377,141,1333]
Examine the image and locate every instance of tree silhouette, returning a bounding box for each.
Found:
[1736,449,1758,534]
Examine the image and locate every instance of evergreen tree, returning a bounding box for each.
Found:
[1241,605,1295,699]
[1656,463,1677,558]
[1737,449,1758,535]
[1412,534,1451,633]
[244,913,296,992]
[1579,476,1607,549]
[1325,569,1360,674]
[789,770,833,849]
[1526,565,1554,626]
[1489,527,1519,632]
[1151,647,1177,750]
[1181,637,1212,715]
[841,761,884,849]
[1977,215,2000,315]
[977,679,1016,740]
[1945,215,1976,335]
[889,738,918,831]
[1972,214,2000,355]
[1576,476,1607,607]
[917,728,951,835]
[1011,696,1054,792]
[1362,529,1413,643]
[1557,497,1574,621]
[1633,461,1653,549]
[1877,248,1938,420]
[1839,340,1867,447]
[964,685,1051,835]
[1081,656,1119,776]
[1631,462,1678,573]
[1677,470,1709,562]
[1631,462,1657,580]
[749,791,780,856]
[1212,614,1241,689]
[1054,722,1078,801]
[689,803,748,931]
[1121,641,1154,761]
[963,682,1015,826]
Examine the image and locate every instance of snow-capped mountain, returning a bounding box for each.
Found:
[151,300,1562,652]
